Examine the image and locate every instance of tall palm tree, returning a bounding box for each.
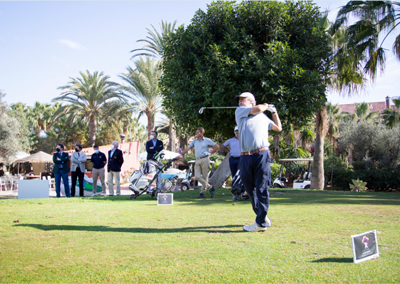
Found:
[53,70,128,146]
[311,11,367,190]
[382,97,400,127]
[120,58,163,140]
[131,20,178,59]
[332,1,400,81]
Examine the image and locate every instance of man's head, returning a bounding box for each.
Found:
[56,144,64,152]
[195,127,205,139]
[75,143,83,152]
[236,92,256,107]
[150,131,158,140]
[234,126,239,137]
[111,141,119,149]
[93,145,99,153]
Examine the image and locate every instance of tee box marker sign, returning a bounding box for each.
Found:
[351,230,379,264]
[157,193,173,205]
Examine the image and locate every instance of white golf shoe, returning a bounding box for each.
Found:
[243,222,267,232]
[265,216,272,227]
[90,193,96,197]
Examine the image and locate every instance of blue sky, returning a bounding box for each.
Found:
[1,0,399,114]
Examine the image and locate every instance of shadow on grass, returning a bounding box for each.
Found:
[57,189,400,207]
[14,223,244,234]
[311,257,353,263]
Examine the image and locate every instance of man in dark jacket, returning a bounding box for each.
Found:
[91,145,107,196]
[146,131,164,160]
[52,143,70,198]
[107,141,124,196]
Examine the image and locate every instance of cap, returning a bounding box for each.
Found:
[235,92,255,102]
[234,126,238,131]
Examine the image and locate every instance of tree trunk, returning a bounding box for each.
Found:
[89,115,96,146]
[311,105,327,190]
[146,112,152,140]
[169,120,176,151]
[208,154,231,188]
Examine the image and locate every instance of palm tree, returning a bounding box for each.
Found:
[119,58,163,139]
[340,102,380,123]
[53,70,128,146]
[311,11,367,190]
[131,20,177,59]
[326,103,341,154]
[382,97,400,128]
[131,20,178,148]
[332,1,400,81]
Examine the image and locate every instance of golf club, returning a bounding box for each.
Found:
[199,105,275,114]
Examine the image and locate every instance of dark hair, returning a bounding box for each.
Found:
[75,143,83,150]
[197,127,205,134]
[93,145,99,148]
[151,130,158,136]
[57,144,64,149]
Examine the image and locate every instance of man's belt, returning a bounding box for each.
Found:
[197,156,209,160]
[241,147,268,156]
[231,156,240,159]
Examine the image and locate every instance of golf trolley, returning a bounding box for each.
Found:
[129,150,179,200]
[272,158,313,189]
[230,169,249,201]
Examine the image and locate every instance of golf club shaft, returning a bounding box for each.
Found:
[199,105,274,114]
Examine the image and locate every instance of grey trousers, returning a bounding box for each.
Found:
[92,167,106,194]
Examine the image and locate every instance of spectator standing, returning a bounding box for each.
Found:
[235,92,282,232]
[91,145,107,196]
[70,143,87,197]
[221,126,241,177]
[146,130,164,160]
[180,127,220,198]
[107,141,124,196]
[52,144,70,198]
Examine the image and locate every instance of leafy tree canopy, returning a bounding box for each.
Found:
[161,0,331,139]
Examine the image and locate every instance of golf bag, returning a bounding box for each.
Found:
[230,170,247,201]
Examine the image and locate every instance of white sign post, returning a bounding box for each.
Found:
[18,180,49,199]
[157,193,173,205]
[351,230,379,264]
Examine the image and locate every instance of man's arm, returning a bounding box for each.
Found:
[271,112,282,132]
[221,144,230,153]
[249,103,269,115]
[102,153,107,166]
[180,146,191,156]
[210,144,220,155]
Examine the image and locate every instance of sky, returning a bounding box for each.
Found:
[1,0,399,116]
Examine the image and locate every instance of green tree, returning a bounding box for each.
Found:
[53,70,128,146]
[332,1,400,81]
[120,58,163,139]
[161,0,331,140]
[382,97,400,128]
[0,92,30,161]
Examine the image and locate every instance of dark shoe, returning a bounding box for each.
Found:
[197,193,205,198]
[210,186,215,198]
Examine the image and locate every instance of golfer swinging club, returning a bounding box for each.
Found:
[235,92,282,232]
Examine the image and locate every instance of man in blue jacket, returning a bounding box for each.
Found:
[52,143,70,198]
[146,131,164,161]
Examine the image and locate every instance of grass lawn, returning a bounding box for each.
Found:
[0,188,399,283]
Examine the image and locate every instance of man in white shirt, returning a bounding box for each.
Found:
[235,92,282,232]
[222,126,241,177]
